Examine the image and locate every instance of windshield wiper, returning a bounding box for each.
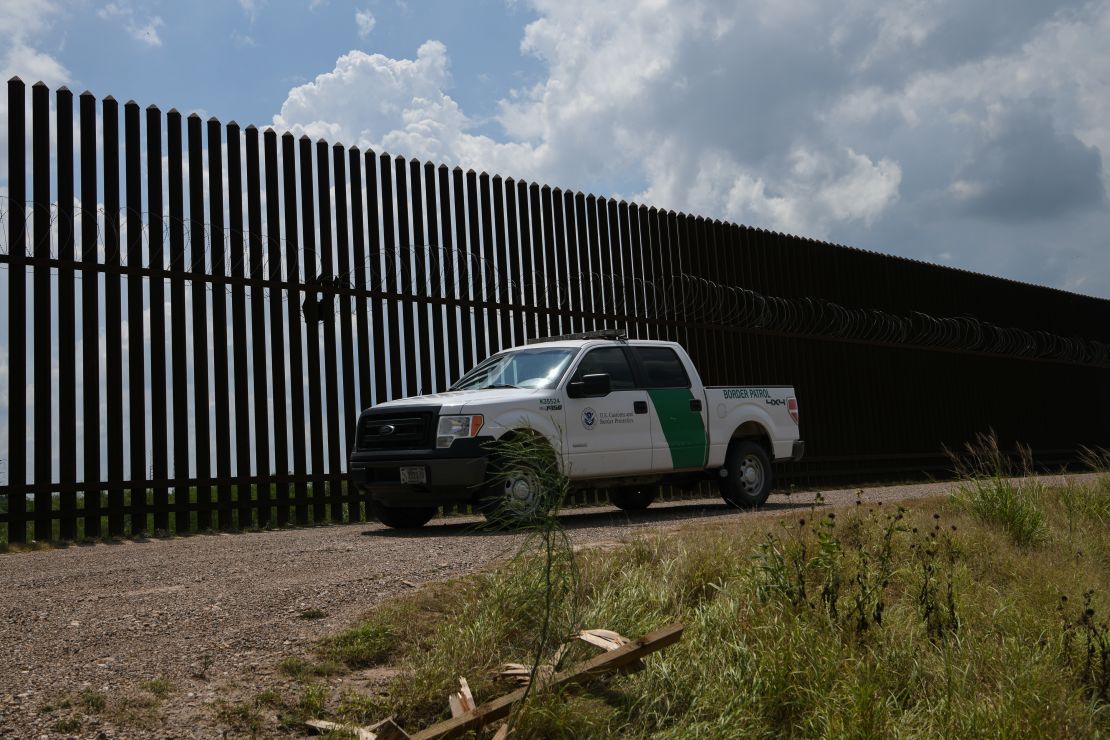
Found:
[483,383,519,389]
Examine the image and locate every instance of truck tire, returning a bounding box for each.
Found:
[370,501,437,529]
[719,440,772,508]
[609,486,657,511]
[477,444,558,528]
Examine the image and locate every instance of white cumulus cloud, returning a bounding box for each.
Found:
[355,8,375,38]
[271,0,1110,295]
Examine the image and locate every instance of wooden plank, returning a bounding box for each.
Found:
[411,622,683,740]
[305,719,376,740]
[448,677,475,718]
[577,628,629,652]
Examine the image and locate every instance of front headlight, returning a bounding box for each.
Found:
[436,415,484,448]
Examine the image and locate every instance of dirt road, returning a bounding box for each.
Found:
[0,474,1091,738]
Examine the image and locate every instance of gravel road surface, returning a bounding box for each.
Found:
[0,473,1093,738]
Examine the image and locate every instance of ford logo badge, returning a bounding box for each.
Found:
[379,424,396,436]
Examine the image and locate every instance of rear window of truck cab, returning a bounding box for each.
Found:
[633,347,691,388]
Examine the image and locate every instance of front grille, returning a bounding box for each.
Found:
[357,412,434,450]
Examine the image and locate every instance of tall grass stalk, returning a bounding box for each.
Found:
[481,430,582,731]
[949,431,1046,547]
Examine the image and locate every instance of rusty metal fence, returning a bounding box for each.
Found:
[2,77,1109,542]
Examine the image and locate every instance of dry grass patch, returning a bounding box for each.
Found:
[275,473,1110,737]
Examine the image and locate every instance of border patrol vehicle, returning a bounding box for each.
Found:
[350,331,803,528]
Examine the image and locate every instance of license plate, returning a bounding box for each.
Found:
[400,466,427,485]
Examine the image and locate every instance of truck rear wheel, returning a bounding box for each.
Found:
[371,501,437,529]
[719,440,772,508]
[609,486,657,511]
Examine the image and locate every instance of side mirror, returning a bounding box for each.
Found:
[567,373,611,399]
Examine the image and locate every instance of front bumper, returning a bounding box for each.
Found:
[349,436,493,507]
[792,440,805,462]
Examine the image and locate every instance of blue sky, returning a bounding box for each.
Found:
[3,0,1110,298]
[46,1,545,142]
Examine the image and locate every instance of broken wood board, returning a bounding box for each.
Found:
[305,718,377,740]
[411,622,683,740]
[577,628,629,652]
[305,716,410,740]
[448,677,476,718]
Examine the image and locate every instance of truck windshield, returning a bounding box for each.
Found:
[450,348,576,391]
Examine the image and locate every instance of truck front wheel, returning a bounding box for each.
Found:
[719,440,772,508]
[476,443,560,528]
[370,501,437,529]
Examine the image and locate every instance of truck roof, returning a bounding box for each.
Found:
[513,337,682,350]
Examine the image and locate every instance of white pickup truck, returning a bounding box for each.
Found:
[350,332,803,528]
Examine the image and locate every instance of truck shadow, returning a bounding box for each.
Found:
[360,498,815,538]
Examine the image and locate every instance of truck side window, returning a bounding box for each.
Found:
[634,347,691,388]
[572,347,637,390]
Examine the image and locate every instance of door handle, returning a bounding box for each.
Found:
[633,401,648,414]
[689,399,702,412]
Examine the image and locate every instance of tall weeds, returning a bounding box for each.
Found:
[949,431,1046,547]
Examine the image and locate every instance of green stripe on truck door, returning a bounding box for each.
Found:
[648,389,708,469]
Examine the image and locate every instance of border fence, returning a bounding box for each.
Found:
[2,77,1109,542]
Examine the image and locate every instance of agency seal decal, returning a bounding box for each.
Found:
[582,407,597,429]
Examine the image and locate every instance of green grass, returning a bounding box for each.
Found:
[952,476,1047,547]
[321,620,398,669]
[270,474,1110,738]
